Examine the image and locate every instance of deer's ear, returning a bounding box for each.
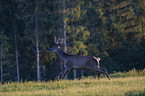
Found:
[54,36,59,44]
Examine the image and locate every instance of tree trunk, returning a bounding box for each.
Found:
[73,69,76,80]
[1,39,2,85]
[63,0,67,80]
[73,31,76,80]
[80,50,84,78]
[14,34,20,83]
[81,70,84,78]
[142,17,144,36]
[36,33,40,82]
[36,0,40,83]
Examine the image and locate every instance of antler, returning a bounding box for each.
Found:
[54,36,65,45]
[54,36,59,44]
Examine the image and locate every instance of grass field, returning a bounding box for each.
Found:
[0,69,145,96]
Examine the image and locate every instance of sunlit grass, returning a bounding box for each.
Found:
[0,69,145,96]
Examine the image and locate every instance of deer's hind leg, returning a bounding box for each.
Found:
[96,67,110,80]
[88,66,110,80]
[87,67,101,79]
[104,71,110,80]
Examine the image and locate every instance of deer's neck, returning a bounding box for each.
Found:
[56,48,68,61]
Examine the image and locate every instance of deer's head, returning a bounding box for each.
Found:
[48,36,65,52]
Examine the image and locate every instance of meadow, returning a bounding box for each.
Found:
[0,69,145,96]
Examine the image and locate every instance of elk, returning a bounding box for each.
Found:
[48,37,110,80]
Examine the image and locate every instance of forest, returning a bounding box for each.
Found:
[0,0,145,83]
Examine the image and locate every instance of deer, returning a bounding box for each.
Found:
[48,36,110,80]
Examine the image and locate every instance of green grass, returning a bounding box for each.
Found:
[0,69,145,96]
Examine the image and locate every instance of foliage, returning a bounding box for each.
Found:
[0,0,145,82]
[0,31,12,82]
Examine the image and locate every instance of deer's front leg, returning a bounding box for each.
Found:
[57,67,67,80]
[63,69,72,79]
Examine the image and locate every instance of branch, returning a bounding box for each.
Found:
[24,36,36,48]
[22,14,35,19]
[30,36,36,48]
[31,44,36,53]
[22,1,32,12]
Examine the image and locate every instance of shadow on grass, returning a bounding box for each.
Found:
[124,90,145,96]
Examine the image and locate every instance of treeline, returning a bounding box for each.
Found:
[0,0,145,82]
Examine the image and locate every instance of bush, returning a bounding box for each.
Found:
[110,68,145,78]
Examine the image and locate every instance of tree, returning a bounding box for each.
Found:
[0,31,11,84]
[0,0,145,82]
[0,0,19,82]
[64,0,90,79]
[20,0,58,81]
[35,0,40,83]
[1,37,2,85]
[14,33,20,83]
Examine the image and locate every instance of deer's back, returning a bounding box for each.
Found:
[67,55,97,68]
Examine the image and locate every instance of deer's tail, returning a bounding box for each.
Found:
[93,56,100,68]
[92,56,110,80]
